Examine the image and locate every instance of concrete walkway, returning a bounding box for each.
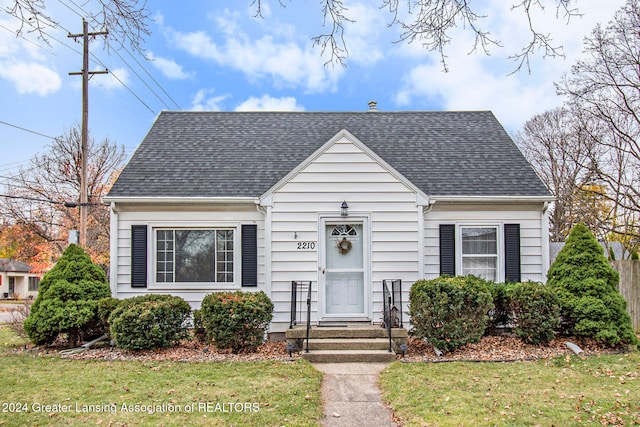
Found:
[313,363,397,427]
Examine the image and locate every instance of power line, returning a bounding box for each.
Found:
[0,193,63,205]
[0,120,57,140]
[56,0,85,20]
[108,45,172,110]
[0,23,57,56]
[59,0,180,110]
[98,63,157,115]
[122,45,182,110]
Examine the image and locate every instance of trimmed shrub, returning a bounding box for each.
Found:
[547,224,637,347]
[192,309,207,343]
[509,282,560,344]
[486,282,514,333]
[108,294,191,351]
[96,297,120,337]
[200,291,273,354]
[23,244,111,347]
[408,276,494,353]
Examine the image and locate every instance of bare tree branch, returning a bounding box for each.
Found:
[4,0,150,53]
[250,0,583,72]
[554,0,640,247]
[514,106,600,241]
[0,124,126,265]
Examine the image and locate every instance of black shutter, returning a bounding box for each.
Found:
[242,224,258,287]
[504,224,521,283]
[131,225,147,288]
[439,224,456,276]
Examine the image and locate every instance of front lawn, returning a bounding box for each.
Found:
[0,327,323,426]
[381,354,640,426]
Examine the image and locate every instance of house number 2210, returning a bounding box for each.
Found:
[297,242,316,250]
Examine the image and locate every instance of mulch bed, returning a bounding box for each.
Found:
[17,334,631,363]
[400,335,628,363]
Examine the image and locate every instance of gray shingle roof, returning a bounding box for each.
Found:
[0,258,32,273]
[108,111,550,199]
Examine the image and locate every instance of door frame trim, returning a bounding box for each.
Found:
[318,214,371,321]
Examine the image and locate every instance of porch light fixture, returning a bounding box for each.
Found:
[341,201,348,217]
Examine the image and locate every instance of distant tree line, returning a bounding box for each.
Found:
[515,0,640,255]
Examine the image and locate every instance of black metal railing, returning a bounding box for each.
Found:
[390,279,403,328]
[382,281,393,353]
[290,280,312,353]
[382,279,403,328]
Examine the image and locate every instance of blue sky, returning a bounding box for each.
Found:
[0,0,626,180]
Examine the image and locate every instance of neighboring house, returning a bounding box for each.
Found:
[0,258,40,299]
[104,110,553,334]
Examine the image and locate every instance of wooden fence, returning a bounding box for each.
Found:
[611,260,640,333]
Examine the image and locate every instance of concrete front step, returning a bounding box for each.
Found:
[307,338,392,351]
[301,349,397,363]
[286,326,407,362]
[286,326,408,340]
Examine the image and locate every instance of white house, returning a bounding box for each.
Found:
[0,258,39,299]
[104,110,553,334]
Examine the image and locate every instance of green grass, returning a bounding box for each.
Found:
[381,354,640,426]
[0,325,29,350]
[0,327,323,426]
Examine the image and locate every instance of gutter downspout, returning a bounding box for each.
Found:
[259,196,273,299]
[416,195,429,281]
[541,201,551,282]
[109,202,118,297]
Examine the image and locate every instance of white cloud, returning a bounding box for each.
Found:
[392,0,627,132]
[394,58,559,132]
[0,61,61,96]
[166,15,343,92]
[340,2,386,65]
[0,18,61,96]
[235,95,305,111]
[148,52,193,80]
[95,67,129,91]
[190,88,229,111]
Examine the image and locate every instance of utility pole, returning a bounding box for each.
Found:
[68,19,108,248]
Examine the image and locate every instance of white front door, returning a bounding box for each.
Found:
[321,220,368,319]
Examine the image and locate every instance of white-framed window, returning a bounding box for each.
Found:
[28,277,39,291]
[155,228,235,284]
[459,225,500,281]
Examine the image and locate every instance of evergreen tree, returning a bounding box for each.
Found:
[23,245,111,347]
[547,224,637,346]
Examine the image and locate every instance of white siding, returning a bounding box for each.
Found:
[267,135,421,332]
[111,205,265,309]
[424,203,548,283]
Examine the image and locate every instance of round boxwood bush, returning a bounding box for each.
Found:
[509,282,560,345]
[200,291,273,354]
[108,294,191,351]
[409,276,494,353]
[547,224,637,347]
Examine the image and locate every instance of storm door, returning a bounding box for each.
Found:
[321,222,366,318]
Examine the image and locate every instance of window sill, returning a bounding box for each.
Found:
[148,283,241,291]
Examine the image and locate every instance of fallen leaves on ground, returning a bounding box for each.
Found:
[14,332,634,363]
[32,338,292,362]
[401,335,628,363]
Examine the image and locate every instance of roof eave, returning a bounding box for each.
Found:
[430,195,555,203]
[104,196,260,205]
